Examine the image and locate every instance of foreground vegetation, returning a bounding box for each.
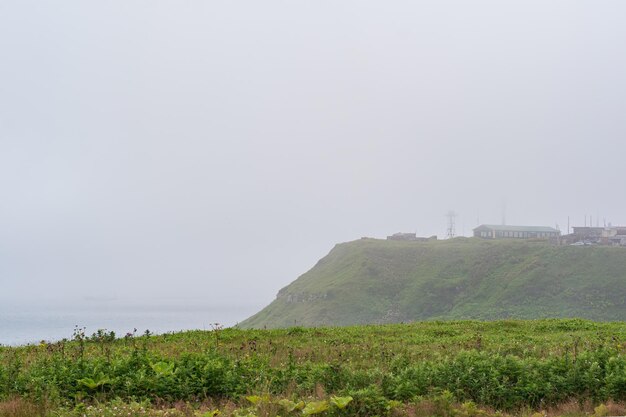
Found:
[241,238,626,328]
[3,320,626,416]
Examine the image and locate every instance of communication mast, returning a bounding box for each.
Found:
[446,211,457,239]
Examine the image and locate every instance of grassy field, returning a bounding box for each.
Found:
[3,320,626,416]
[241,238,626,328]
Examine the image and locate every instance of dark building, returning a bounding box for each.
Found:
[473,224,560,239]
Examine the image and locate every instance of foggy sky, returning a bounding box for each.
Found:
[1,1,626,307]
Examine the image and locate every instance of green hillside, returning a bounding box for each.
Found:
[240,237,626,328]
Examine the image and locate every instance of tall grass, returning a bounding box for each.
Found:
[0,398,44,417]
[3,319,626,416]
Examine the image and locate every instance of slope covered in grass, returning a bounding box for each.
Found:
[240,237,626,328]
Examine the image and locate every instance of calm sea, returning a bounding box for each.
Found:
[0,298,262,346]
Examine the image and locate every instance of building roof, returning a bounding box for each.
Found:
[473,224,559,233]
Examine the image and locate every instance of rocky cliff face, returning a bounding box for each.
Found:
[277,290,329,303]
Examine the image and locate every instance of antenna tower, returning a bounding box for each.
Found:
[446,211,457,239]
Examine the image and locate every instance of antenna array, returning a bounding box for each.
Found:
[446,211,457,239]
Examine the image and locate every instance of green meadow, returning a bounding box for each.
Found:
[3,320,626,416]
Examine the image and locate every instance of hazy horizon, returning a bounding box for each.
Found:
[2,1,626,307]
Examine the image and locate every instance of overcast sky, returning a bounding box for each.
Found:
[1,1,625,307]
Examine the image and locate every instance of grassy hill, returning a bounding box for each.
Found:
[240,237,626,328]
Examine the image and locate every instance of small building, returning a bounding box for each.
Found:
[387,232,417,241]
[572,227,604,241]
[473,224,560,239]
[604,227,626,246]
[387,232,437,242]
[608,235,626,246]
[571,226,626,246]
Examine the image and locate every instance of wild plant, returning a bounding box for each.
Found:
[72,326,86,361]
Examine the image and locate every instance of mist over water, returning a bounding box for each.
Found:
[0,297,261,346]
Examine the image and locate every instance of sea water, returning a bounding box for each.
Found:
[0,297,261,346]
